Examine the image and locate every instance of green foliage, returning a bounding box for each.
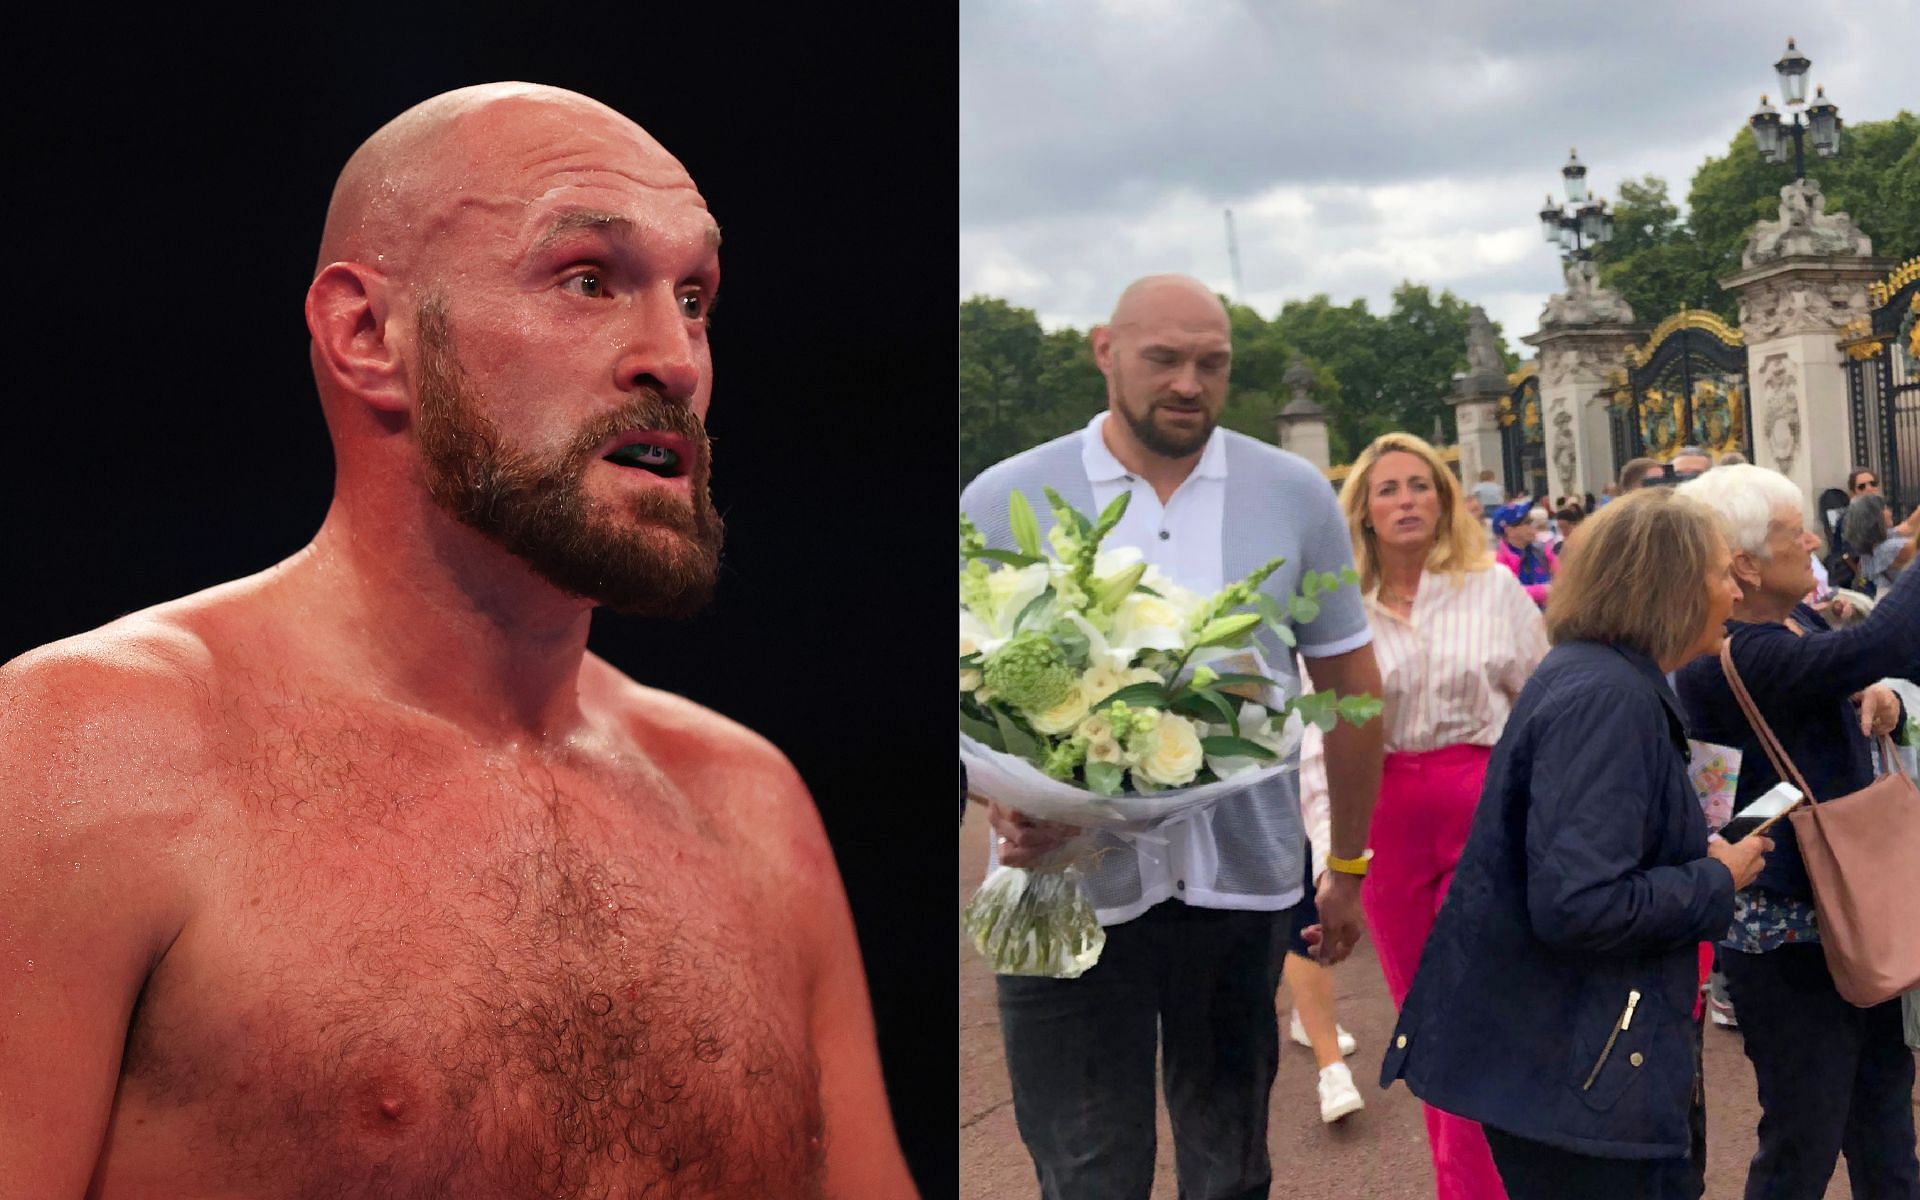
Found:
[1596,175,1729,321]
[960,295,1104,485]
[1597,113,1919,325]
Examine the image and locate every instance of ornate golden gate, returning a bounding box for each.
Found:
[1498,367,1547,497]
[1617,311,1751,464]
[1840,258,1920,517]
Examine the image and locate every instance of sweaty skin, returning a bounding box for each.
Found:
[0,84,915,1200]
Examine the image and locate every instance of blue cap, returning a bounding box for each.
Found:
[1489,503,1533,537]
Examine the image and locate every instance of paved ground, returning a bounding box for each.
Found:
[958,814,1913,1199]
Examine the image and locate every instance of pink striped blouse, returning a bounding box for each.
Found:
[1297,565,1548,871]
[1361,564,1550,752]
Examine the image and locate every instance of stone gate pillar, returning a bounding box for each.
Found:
[1522,260,1638,499]
[1448,306,1508,494]
[1720,178,1890,523]
[1274,354,1331,470]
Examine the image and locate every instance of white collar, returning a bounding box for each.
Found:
[1080,411,1229,484]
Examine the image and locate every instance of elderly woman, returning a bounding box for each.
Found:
[1841,491,1917,596]
[1302,433,1552,1191]
[1673,465,1920,1199]
[1492,502,1556,607]
[1381,488,1768,1199]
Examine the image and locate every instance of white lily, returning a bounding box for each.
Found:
[963,561,1050,655]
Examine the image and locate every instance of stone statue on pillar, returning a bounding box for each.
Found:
[1465,307,1505,380]
[1720,175,1888,527]
[1742,178,1872,267]
[1541,259,1634,328]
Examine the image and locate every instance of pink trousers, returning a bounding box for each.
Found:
[1363,743,1508,1200]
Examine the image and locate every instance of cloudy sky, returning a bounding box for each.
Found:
[961,0,1919,355]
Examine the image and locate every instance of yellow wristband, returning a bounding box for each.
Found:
[1325,849,1373,876]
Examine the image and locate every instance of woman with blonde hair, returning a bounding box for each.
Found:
[1383,488,1766,1199]
[1300,432,1548,1196]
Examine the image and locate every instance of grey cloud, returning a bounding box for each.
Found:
[963,0,1918,228]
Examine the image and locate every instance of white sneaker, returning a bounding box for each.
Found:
[1317,1062,1365,1124]
[1290,1009,1358,1057]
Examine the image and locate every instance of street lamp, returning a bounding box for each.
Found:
[1538,148,1612,261]
[1749,37,1841,180]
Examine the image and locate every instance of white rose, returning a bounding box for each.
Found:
[1086,735,1126,765]
[1076,712,1115,743]
[1108,592,1189,658]
[1029,684,1092,736]
[1139,567,1208,618]
[1133,713,1205,787]
[1080,664,1130,704]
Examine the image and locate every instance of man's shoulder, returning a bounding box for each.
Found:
[1,617,221,858]
[960,429,1086,511]
[3,616,219,758]
[1217,429,1327,485]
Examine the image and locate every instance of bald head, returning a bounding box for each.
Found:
[1092,274,1233,463]
[315,82,693,284]
[1107,274,1230,333]
[305,79,723,473]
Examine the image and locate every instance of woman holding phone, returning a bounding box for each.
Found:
[1380,488,1768,1199]
[1674,465,1920,1200]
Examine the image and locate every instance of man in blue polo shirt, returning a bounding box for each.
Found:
[962,275,1384,1200]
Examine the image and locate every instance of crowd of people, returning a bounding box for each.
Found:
[963,271,1918,1200]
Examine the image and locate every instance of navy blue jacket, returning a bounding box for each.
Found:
[1674,570,1917,902]
[1381,640,1735,1159]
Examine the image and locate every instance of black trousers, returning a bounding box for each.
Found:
[1485,1118,1704,1200]
[1484,1015,1707,1200]
[995,899,1290,1200]
[1721,942,1920,1200]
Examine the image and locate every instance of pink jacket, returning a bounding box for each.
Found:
[1495,538,1557,607]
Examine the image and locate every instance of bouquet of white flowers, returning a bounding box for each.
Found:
[960,487,1380,977]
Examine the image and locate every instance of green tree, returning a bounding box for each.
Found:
[959,297,1104,484]
[959,296,1045,485]
[1377,282,1513,448]
[1596,176,1728,320]
[1268,294,1387,458]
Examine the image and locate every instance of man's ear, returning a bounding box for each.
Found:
[1090,324,1114,375]
[306,263,410,414]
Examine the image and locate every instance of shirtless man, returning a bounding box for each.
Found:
[0,83,915,1199]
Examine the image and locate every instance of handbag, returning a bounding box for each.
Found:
[1719,641,1920,1007]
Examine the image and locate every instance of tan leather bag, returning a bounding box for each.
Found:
[1719,641,1920,1006]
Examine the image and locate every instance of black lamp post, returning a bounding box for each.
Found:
[1749,37,1842,181]
[1538,148,1613,261]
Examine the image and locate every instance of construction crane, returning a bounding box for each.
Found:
[1224,209,1246,304]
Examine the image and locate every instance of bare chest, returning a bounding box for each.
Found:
[107,718,824,1199]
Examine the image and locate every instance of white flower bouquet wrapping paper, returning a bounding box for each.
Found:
[960,488,1379,977]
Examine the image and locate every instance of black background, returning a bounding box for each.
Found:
[5,7,956,1194]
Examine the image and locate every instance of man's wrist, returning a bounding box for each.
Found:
[1325,849,1373,877]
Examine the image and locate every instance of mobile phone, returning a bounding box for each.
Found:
[1718,781,1803,843]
